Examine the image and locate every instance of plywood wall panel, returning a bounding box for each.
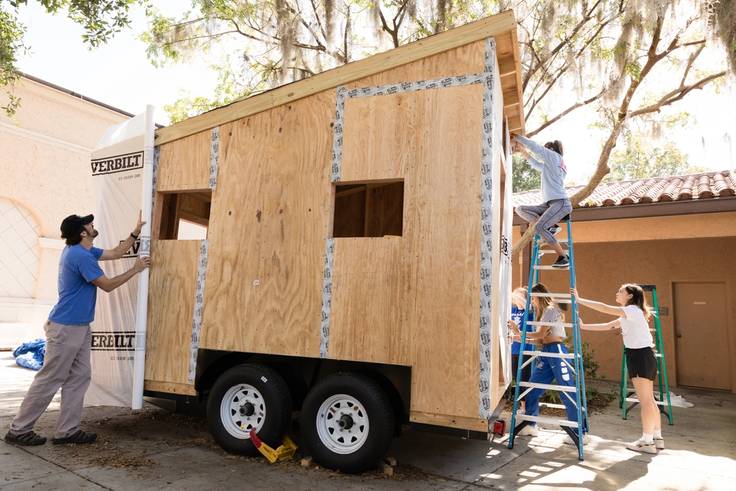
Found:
[330,237,409,364]
[330,84,485,421]
[145,240,200,387]
[157,131,210,191]
[199,93,335,357]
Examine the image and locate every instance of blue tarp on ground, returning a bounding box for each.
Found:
[13,338,45,370]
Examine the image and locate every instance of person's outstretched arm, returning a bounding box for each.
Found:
[100,211,146,261]
[580,319,621,331]
[92,257,151,293]
[572,288,625,317]
[515,135,558,167]
[508,319,550,341]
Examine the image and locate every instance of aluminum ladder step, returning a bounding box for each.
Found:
[530,292,573,303]
[527,321,574,328]
[538,249,569,255]
[624,397,668,406]
[530,292,571,299]
[534,265,569,270]
[539,402,566,410]
[517,414,579,428]
[522,350,576,359]
[519,381,577,393]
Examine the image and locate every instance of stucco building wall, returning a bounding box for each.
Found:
[513,211,736,393]
[0,76,130,323]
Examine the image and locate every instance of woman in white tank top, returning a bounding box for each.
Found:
[572,284,662,454]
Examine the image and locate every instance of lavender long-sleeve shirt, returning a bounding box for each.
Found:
[517,136,568,202]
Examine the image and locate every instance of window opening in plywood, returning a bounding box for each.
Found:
[158,190,211,240]
[333,180,404,238]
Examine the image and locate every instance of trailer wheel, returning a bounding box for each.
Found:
[207,364,292,456]
[300,373,394,473]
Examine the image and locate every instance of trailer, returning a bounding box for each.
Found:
[142,10,524,473]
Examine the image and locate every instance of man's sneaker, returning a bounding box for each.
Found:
[563,433,591,446]
[52,430,97,445]
[626,437,657,454]
[517,424,539,437]
[552,255,569,268]
[4,430,46,446]
[548,224,561,235]
[654,437,665,450]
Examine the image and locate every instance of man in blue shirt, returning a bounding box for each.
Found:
[4,213,150,446]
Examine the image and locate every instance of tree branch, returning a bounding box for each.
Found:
[522,0,604,90]
[343,6,351,63]
[523,7,622,118]
[157,31,242,47]
[629,71,726,117]
[308,0,328,42]
[527,88,606,137]
[513,12,667,256]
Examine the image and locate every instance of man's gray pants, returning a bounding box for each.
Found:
[9,321,91,439]
[516,198,572,246]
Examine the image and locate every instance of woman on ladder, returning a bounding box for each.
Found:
[573,284,663,454]
[511,135,571,268]
[508,283,588,443]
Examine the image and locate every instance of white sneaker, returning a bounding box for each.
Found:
[563,433,591,445]
[654,437,665,450]
[517,425,539,437]
[626,438,657,454]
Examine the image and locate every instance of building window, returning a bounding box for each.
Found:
[157,191,211,240]
[333,180,404,238]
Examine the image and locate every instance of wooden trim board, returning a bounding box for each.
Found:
[144,380,196,396]
[155,10,520,145]
[410,411,488,432]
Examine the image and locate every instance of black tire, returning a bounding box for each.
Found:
[207,364,292,456]
[300,372,395,473]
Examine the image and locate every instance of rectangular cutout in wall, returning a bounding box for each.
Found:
[333,181,404,238]
[158,190,212,240]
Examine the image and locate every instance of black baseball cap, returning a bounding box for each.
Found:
[60,214,94,240]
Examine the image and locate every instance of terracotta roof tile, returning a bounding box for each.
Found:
[514,170,736,208]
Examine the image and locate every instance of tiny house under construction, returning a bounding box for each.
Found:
[144,10,524,473]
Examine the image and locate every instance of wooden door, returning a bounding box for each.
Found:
[673,282,731,390]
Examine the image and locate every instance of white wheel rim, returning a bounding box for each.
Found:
[220,384,266,439]
[316,394,370,455]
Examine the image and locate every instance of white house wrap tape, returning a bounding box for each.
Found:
[344,73,489,99]
[330,73,491,183]
[331,88,347,182]
[138,145,160,259]
[479,37,496,419]
[210,126,220,189]
[319,238,335,358]
[151,145,160,206]
[186,126,219,382]
[188,239,209,382]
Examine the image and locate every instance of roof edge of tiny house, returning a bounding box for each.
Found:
[155,9,524,146]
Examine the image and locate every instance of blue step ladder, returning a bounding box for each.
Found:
[507,215,589,460]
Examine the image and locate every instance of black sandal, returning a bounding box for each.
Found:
[4,430,47,446]
[52,429,97,445]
